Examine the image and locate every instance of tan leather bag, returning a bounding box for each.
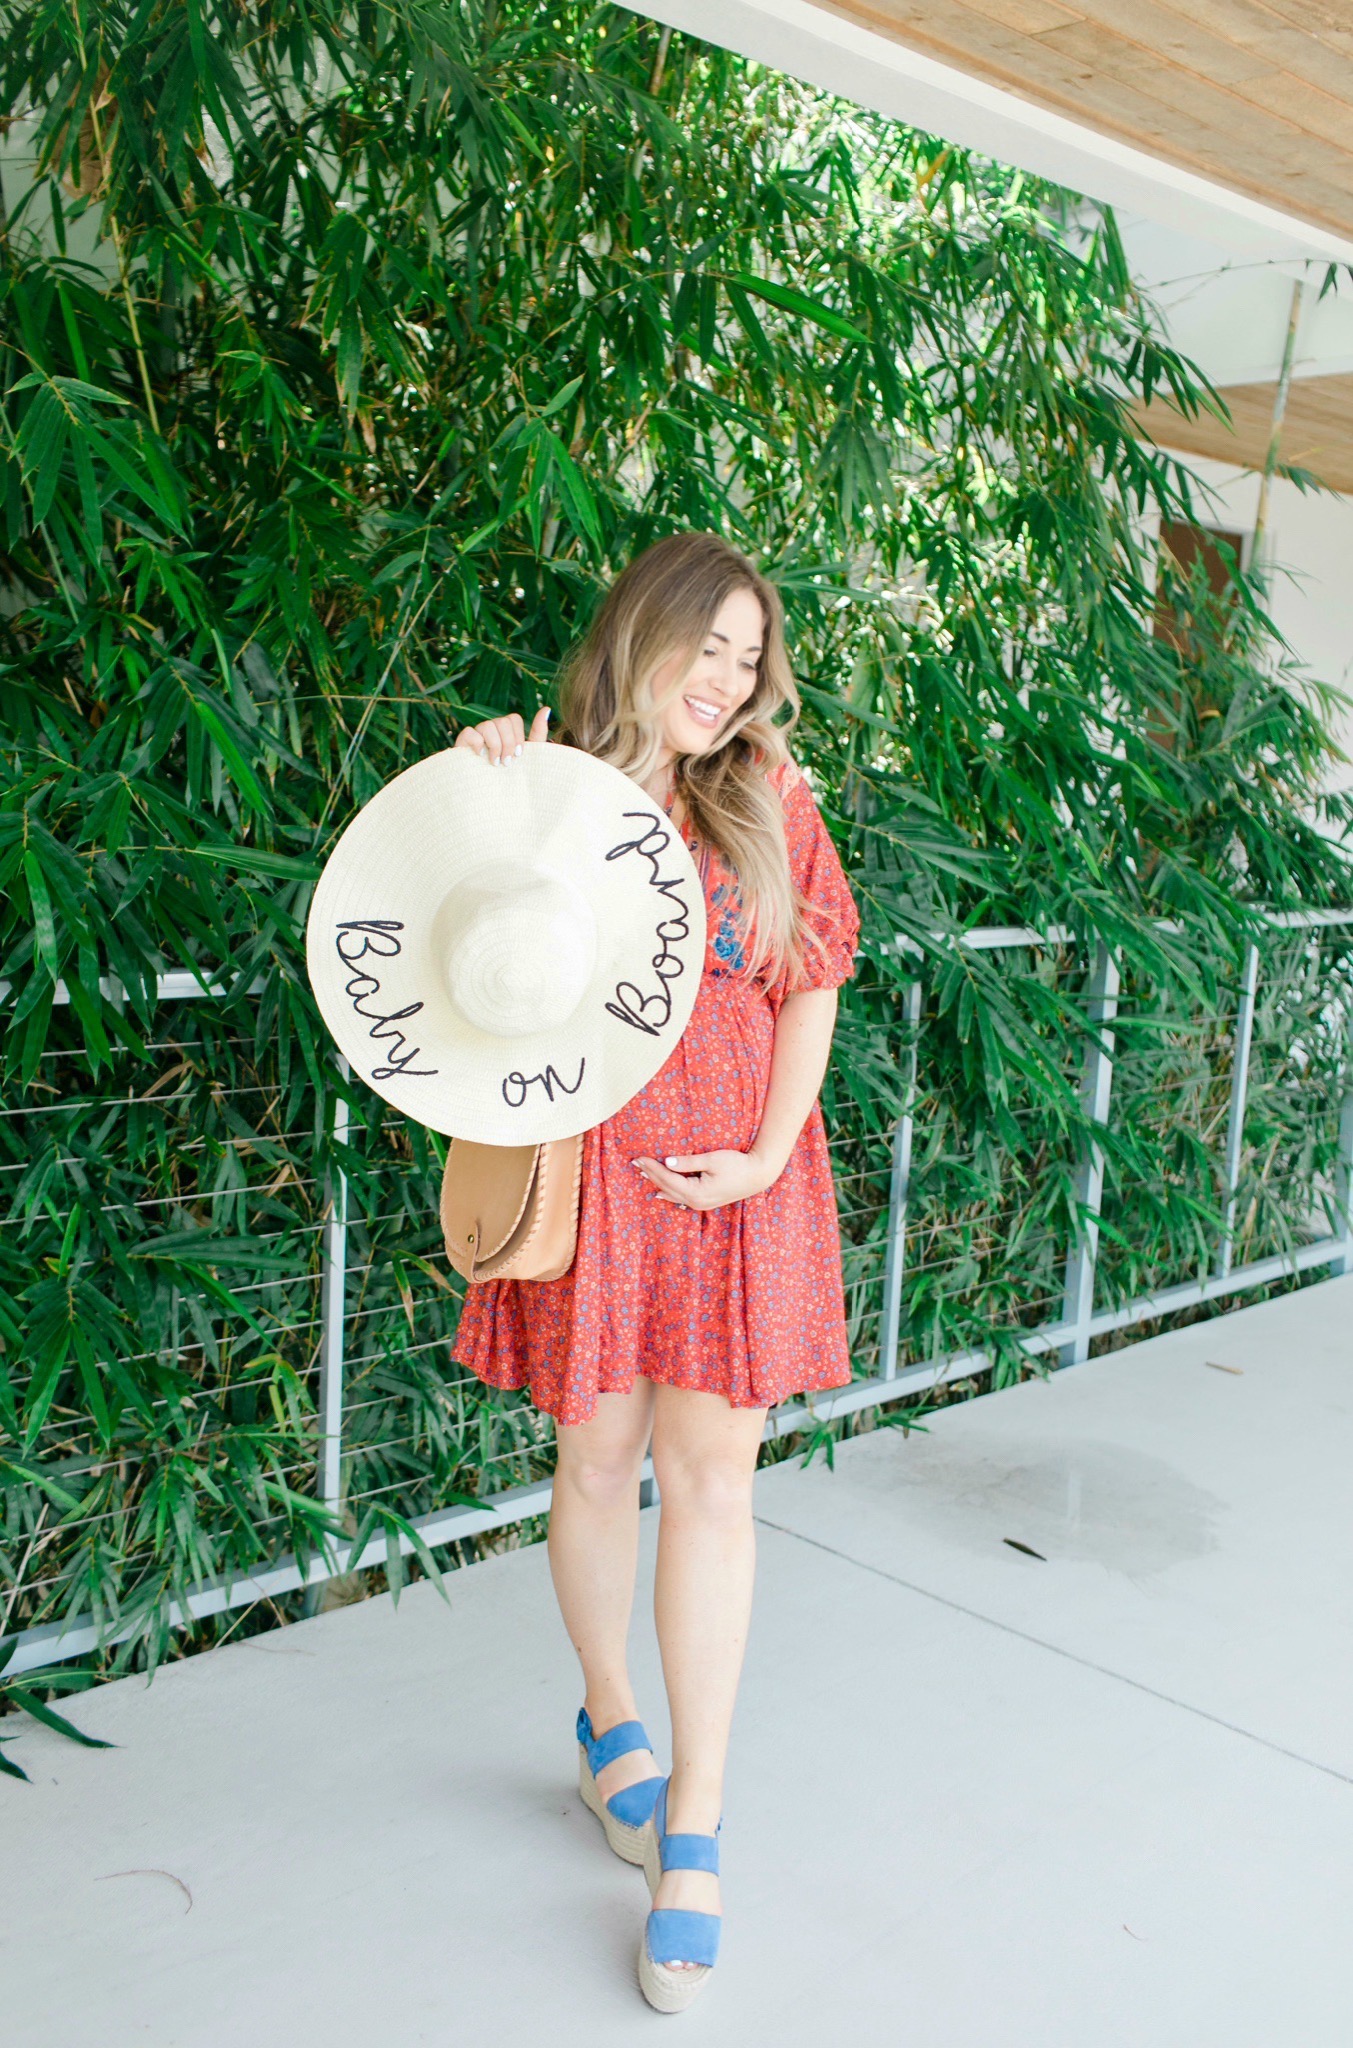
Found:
[440,1135,583,1285]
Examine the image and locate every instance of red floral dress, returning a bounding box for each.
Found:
[450,760,860,1424]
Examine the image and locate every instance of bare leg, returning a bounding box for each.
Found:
[548,1379,658,1802]
[649,1384,767,1946]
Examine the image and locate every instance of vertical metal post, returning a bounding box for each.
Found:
[1333,991,1353,1279]
[317,1055,350,1527]
[1218,942,1260,1281]
[878,978,923,1380]
[1058,941,1121,1367]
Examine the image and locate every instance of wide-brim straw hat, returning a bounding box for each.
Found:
[306,744,707,1144]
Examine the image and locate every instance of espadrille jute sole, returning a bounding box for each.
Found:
[637,1941,713,2014]
[578,1744,649,1865]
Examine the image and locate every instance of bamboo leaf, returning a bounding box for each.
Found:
[721,272,869,345]
[6,1688,115,1748]
[184,694,269,813]
[186,845,322,880]
[0,0,1347,1693]
[23,849,61,979]
[542,430,602,547]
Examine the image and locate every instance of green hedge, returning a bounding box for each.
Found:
[1,1,1350,1672]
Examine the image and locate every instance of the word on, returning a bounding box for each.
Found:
[501,1060,586,1107]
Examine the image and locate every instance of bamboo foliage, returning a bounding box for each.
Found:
[0,0,1350,1669]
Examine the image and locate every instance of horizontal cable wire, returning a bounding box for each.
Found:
[905,1235,1063,1271]
[0,1127,365,1173]
[0,1175,325,1227]
[336,1379,493,1425]
[9,1434,553,1561]
[344,1454,549,1511]
[5,1313,331,1401]
[0,1078,311,1123]
[9,1460,328,1540]
[5,1291,473,1409]
[341,1330,461,1373]
[8,919,1349,1667]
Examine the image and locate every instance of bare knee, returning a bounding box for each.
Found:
[555,1440,645,1512]
[652,1449,755,1527]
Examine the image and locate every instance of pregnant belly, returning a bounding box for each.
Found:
[601,976,774,1156]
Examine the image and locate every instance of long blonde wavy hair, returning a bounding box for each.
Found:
[559,532,805,980]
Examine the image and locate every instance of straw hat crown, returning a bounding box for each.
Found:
[307,744,707,1144]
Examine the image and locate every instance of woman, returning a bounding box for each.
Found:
[451,531,859,2012]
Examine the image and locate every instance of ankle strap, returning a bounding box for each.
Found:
[654,1779,721,1873]
[576,1710,651,1774]
[659,1830,720,1874]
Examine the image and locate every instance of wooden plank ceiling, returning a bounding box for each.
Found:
[818,0,1353,244]
[1135,374,1353,493]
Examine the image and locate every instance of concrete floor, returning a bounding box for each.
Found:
[5,1277,1353,2048]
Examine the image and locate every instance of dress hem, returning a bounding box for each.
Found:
[453,1354,855,1425]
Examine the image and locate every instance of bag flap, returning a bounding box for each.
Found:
[441,1139,541,1269]
[472,1131,583,1284]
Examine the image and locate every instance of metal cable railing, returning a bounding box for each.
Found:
[4,911,1352,1676]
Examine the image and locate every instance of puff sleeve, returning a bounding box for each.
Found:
[775,762,860,994]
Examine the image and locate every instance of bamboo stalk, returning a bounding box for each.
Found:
[67,1,162,437]
[1250,278,1304,578]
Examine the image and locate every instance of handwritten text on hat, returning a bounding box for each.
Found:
[603,812,693,1037]
[334,920,438,1080]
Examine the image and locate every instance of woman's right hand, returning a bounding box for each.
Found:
[453,705,551,764]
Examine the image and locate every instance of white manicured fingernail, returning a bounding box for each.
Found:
[515,743,523,756]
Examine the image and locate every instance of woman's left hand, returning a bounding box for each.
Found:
[631,1149,780,1210]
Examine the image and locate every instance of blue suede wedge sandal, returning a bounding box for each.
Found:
[576,1709,665,1865]
[638,1779,721,2014]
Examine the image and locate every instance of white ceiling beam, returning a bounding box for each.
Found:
[627,0,1353,268]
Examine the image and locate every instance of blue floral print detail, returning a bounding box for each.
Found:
[709,882,747,974]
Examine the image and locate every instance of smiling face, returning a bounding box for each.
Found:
[651,584,766,763]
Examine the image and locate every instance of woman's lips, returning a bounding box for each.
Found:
[683,695,726,728]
